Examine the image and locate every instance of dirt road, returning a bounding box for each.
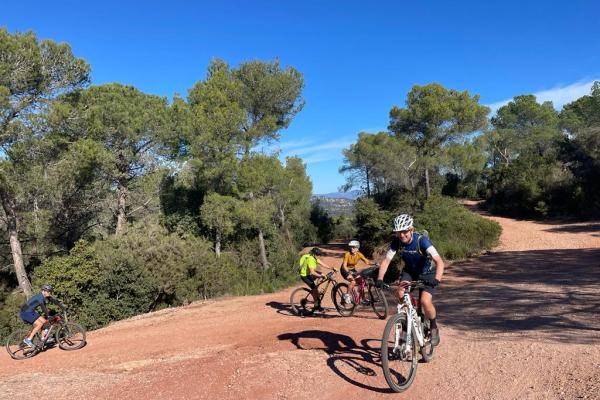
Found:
[1,207,599,399]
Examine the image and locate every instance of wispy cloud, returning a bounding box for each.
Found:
[486,79,598,114]
[280,136,355,164]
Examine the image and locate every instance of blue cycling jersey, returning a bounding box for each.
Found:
[387,232,435,275]
[20,293,46,313]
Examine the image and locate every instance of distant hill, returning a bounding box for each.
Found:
[313,190,361,200]
[311,191,360,216]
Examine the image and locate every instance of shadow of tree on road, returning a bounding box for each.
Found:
[439,248,600,344]
[277,330,394,393]
[543,223,600,236]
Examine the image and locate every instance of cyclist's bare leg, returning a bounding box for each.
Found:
[27,316,46,341]
[420,291,436,320]
[311,288,319,303]
[347,276,355,294]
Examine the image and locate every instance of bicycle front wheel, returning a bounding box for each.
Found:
[5,329,37,360]
[369,285,388,319]
[331,283,356,317]
[381,312,418,393]
[56,322,86,350]
[290,287,316,317]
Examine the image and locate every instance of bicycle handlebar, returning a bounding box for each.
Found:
[382,280,433,291]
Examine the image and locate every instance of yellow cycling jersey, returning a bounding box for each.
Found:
[341,251,369,270]
[298,254,319,277]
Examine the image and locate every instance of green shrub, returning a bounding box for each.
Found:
[27,223,300,332]
[0,291,27,342]
[32,240,157,330]
[331,215,358,241]
[415,196,501,259]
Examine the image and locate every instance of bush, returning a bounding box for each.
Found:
[354,197,393,257]
[331,215,358,241]
[357,195,501,261]
[32,240,157,330]
[0,291,27,342]
[415,196,501,259]
[27,223,300,332]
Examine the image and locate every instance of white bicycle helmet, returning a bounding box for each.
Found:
[348,240,360,248]
[393,214,413,231]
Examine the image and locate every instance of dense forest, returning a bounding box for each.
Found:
[1,29,598,337]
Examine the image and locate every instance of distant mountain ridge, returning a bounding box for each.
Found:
[313,190,361,200]
[311,190,360,216]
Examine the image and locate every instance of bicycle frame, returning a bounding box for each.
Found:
[35,314,63,349]
[388,282,428,357]
[350,275,367,303]
[316,272,337,302]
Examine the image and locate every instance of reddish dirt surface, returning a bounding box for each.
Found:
[1,202,599,400]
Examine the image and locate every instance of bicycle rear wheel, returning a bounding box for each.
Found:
[290,287,316,317]
[5,329,38,360]
[381,312,418,393]
[56,322,86,350]
[369,284,388,319]
[331,283,356,317]
[420,317,435,362]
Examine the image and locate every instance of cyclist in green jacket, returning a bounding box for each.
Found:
[298,247,333,311]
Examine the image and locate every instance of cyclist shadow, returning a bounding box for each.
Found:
[265,302,342,319]
[265,301,296,317]
[277,330,395,393]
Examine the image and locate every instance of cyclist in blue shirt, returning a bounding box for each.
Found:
[374,214,445,346]
[19,284,64,347]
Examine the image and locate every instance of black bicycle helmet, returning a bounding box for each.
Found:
[41,284,54,292]
[310,247,323,256]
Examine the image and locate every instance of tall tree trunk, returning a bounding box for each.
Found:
[279,206,292,242]
[258,229,269,270]
[215,231,221,258]
[365,167,371,197]
[1,193,32,295]
[115,178,128,235]
[425,166,431,199]
[31,196,39,258]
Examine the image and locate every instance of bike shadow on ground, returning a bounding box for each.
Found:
[439,248,600,344]
[277,330,395,393]
[265,301,343,319]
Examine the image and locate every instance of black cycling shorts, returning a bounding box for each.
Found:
[401,270,436,295]
[341,268,358,281]
[301,275,317,289]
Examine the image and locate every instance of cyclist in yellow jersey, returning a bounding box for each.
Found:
[340,240,373,304]
[298,247,333,311]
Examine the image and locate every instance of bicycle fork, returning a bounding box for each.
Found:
[395,301,425,355]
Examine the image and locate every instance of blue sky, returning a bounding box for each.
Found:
[3,1,599,194]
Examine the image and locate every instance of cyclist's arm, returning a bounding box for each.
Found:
[317,259,333,270]
[309,269,322,278]
[377,240,398,281]
[48,296,66,310]
[39,302,50,318]
[358,252,371,266]
[430,251,444,282]
[376,255,393,281]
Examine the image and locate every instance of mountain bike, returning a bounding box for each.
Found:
[290,269,340,317]
[331,268,388,319]
[380,280,435,392]
[6,312,86,360]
